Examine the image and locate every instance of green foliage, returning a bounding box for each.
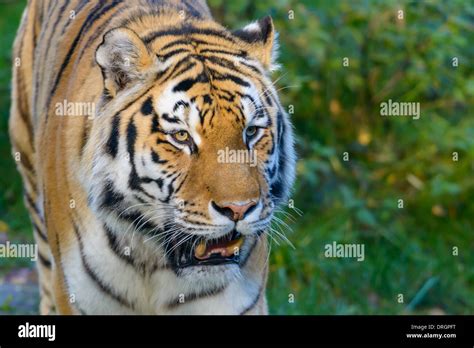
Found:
[0,0,473,314]
[0,2,31,243]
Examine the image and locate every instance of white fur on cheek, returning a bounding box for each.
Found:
[154,86,202,146]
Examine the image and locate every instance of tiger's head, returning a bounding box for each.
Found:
[87,15,295,283]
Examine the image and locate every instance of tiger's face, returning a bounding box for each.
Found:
[89,17,295,282]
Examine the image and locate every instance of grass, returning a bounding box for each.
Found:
[267,201,474,314]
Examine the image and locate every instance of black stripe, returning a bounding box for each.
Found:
[204,55,248,75]
[105,113,120,157]
[33,2,42,51]
[154,56,191,83]
[140,176,164,190]
[32,221,48,243]
[104,224,140,270]
[208,108,216,126]
[42,1,73,94]
[182,0,206,18]
[202,94,212,105]
[151,113,160,133]
[277,111,284,140]
[167,285,226,309]
[38,251,52,269]
[162,113,180,123]
[239,281,265,315]
[75,1,125,69]
[61,0,91,35]
[24,192,41,218]
[143,26,236,45]
[221,92,238,103]
[198,108,210,125]
[11,139,34,174]
[126,115,149,196]
[216,88,233,99]
[210,70,250,87]
[264,91,273,106]
[121,0,205,22]
[168,61,197,81]
[132,194,147,204]
[104,224,168,275]
[233,16,272,44]
[151,150,167,164]
[100,180,124,209]
[200,48,247,57]
[15,69,34,144]
[36,1,66,114]
[72,220,135,310]
[267,136,276,156]
[267,163,277,178]
[173,101,189,112]
[16,3,34,135]
[237,92,259,112]
[173,174,187,195]
[141,97,154,116]
[240,61,263,75]
[270,111,287,202]
[160,38,207,51]
[173,71,209,92]
[53,224,70,306]
[111,84,156,116]
[119,211,159,231]
[38,1,46,25]
[160,37,235,53]
[270,178,284,201]
[162,175,178,204]
[79,115,91,157]
[160,48,190,60]
[47,1,120,113]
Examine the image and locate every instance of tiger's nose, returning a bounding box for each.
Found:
[211,201,257,221]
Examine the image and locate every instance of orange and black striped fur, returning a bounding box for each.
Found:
[9,0,295,314]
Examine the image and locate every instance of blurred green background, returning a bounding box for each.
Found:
[0,0,473,314]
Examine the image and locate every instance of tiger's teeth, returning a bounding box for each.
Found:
[194,236,244,259]
[225,237,244,256]
[195,241,207,258]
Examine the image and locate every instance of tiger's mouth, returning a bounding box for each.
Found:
[170,230,244,269]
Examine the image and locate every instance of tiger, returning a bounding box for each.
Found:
[9,0,296,315]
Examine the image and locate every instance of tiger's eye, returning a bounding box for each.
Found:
[173,130,189,142]
[245,126,258,138]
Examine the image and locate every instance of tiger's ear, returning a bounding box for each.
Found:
[232,16,279,71]
[95,28,157,97]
